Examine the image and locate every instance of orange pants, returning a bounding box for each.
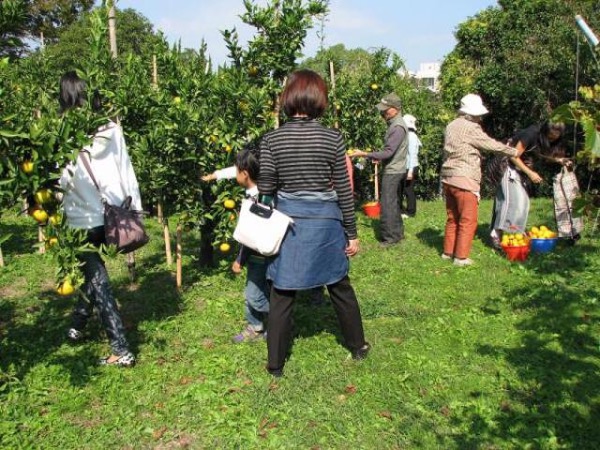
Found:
[443,184,479,259]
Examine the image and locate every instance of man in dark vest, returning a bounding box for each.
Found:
[352,93,409,246]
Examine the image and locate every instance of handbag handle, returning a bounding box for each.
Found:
[79,151,101,192]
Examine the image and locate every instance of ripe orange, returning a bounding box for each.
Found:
[57,279,75,296]
[219,242,231,253]
[21,161,34,174]
[223,199,235,209]
[34,188,53,205]
[30,206,48,224]
[370,83,379,90]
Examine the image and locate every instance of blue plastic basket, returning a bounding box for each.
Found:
[530,238,558,253]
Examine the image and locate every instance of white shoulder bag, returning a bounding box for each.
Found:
[233,199,294,256]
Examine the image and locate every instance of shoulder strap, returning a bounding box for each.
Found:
[79,151,101,192]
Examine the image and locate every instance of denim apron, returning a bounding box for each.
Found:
[267,191,349,290]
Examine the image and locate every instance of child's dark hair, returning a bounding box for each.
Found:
[235,142,260,181]
[59,71,103,113]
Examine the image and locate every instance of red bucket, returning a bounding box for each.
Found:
[362,202,381,218]
[501,244,530,262]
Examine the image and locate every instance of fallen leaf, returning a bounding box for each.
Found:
[345,384,357,394]
[152,426,167,440]
[440,406,451,417]
[378,411,393,420]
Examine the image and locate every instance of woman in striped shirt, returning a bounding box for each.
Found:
[258,70,369,377]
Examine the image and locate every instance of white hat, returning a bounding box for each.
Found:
[403,114,417,130]
[459,93,489,116]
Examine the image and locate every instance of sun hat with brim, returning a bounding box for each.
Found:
[403,114,417,130]
[376,93,402,111]
[459,93,489,116]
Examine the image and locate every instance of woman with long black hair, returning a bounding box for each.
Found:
[59,71,141,367]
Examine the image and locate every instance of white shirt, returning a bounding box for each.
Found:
[59,121,142,229]
[407,130,422,172]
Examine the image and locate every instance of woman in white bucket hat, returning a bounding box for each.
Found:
[440,94,522,266]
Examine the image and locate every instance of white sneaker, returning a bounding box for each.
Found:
[453,258,474,267]
[401,214,409,219]
[441,253,453,260]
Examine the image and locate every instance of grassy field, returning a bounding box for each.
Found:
[1,199,599,449]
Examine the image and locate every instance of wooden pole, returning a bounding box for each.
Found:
[152,54,158,88]
[0,244,4,267]
[108,2,118,59]
[176,223,182,289]
[329,61,339,129]
[164,218,173,266]
[38,226,45,254]
[127,252,136,282]
[157,200,163,224]
[374,163,379,201]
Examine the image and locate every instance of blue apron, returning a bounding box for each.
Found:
[267,192,349,290]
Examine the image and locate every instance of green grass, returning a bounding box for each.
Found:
[1,199,599,449]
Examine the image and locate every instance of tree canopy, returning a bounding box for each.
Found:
[440,0,600,138]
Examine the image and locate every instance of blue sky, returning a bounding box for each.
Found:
[112,0,497,71]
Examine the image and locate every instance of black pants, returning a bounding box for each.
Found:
[398,167,418,216]
[71,226,130,356]
[380,173,405,243]
[266,276,367,371]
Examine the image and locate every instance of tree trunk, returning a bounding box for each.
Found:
[199,222,215,267]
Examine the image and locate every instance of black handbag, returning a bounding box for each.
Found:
[80,152,149,253]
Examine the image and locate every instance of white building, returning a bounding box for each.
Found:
[414,62,441,92]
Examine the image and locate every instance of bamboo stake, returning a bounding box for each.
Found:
[0,245,4,267]
[127,252,136,282]
[157,200,163,224]
[108,3,118,59]
[164,217,173,266]
[329,61,339,129]
[176,223,182,289]
[374,165,380,200]
[152,54,158,88]
[38,226,45,254]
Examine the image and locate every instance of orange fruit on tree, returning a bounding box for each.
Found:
[46,237,59,249]
[34,188,53,205]
[57,279,75,296]
[223,199,235,209]
[219,242,231,253]
[370,83,379,90]
[21,161,34,174]
[29,206,48,224]
[49,213,62,226]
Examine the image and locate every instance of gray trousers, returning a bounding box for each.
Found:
[71,227,130,356]
[380,173,405,243]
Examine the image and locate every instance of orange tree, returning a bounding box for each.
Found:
[122,0,327,267]
[0,6,114,288]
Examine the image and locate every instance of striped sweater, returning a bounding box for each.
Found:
[258,118,357,239]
